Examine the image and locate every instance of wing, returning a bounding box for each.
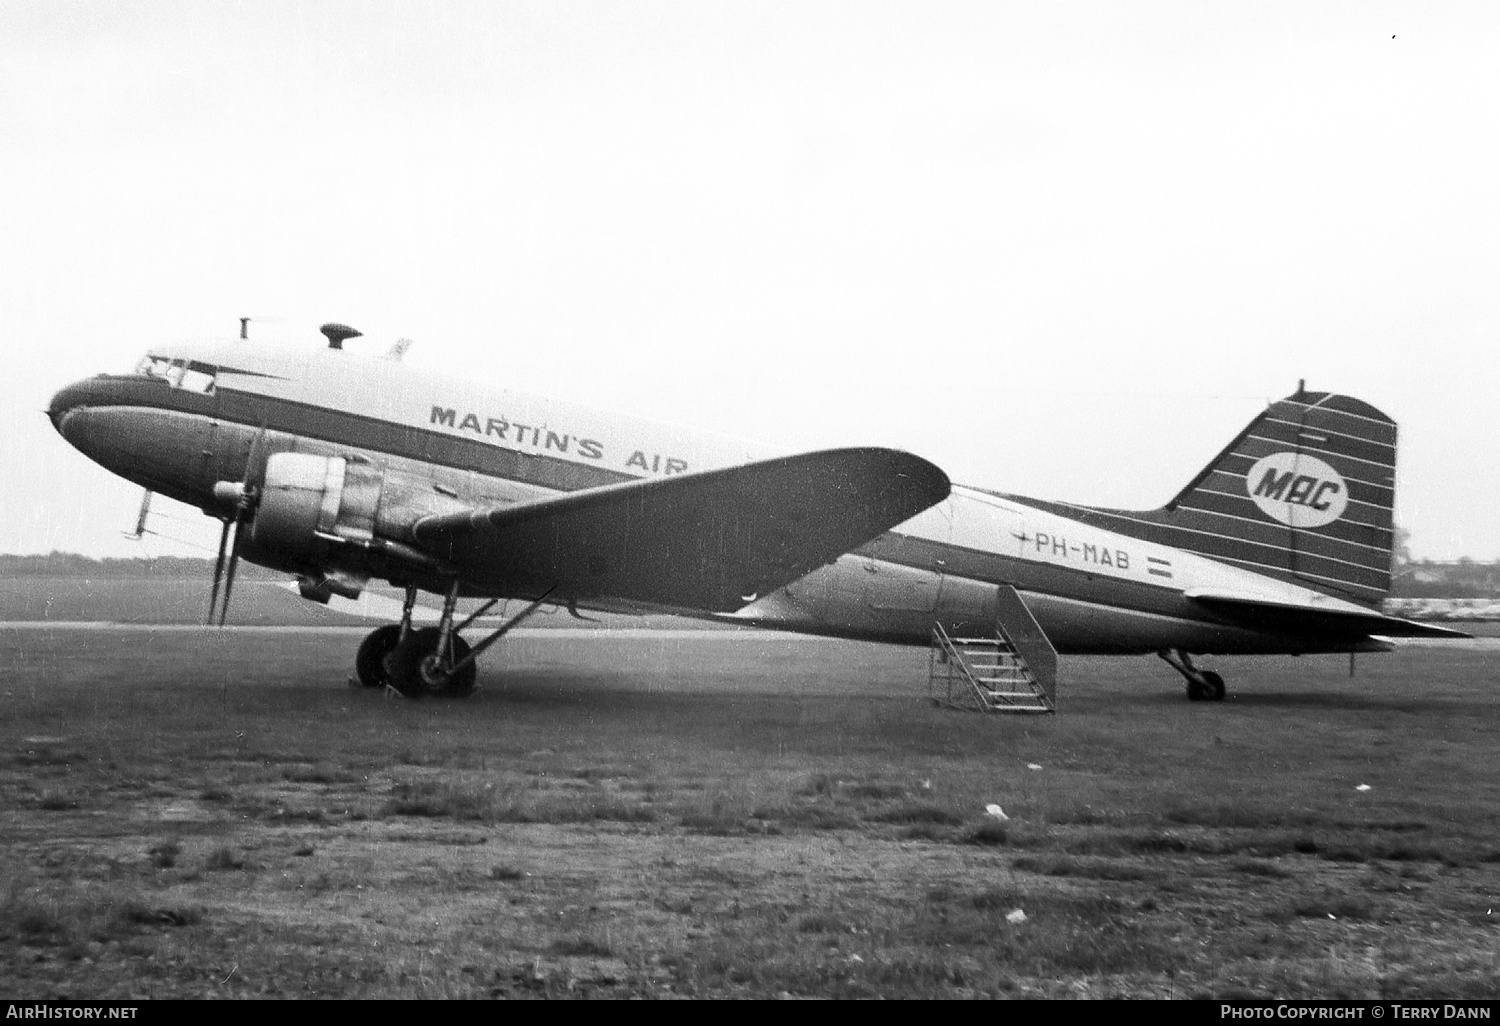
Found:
[1185,589,1471,640]
[412,447,950,612]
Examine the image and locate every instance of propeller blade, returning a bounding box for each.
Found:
[212,421,268,627]
[207,516,232,624]
[218,512,246,628]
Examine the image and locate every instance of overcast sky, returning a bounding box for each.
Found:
[4,1,1498,562]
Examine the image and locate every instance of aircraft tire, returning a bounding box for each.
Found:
[356,625,403,689]
[431,635,476,699]
[1202,671,1226,701]
[384,628,478,699]
[385,627,440,699]
[1186,679,1209,701]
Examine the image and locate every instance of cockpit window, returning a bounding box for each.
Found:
[135,355,173,379]
[135,355,216,393]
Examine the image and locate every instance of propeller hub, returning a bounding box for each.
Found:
[212,481,247,506]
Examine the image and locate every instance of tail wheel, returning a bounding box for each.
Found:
[1186,671,1226,702]
[355,625,403,689]
[1201,670,1226,701]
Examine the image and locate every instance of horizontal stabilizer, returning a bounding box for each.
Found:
[412,448,950,612]
[1185,589,1470,640]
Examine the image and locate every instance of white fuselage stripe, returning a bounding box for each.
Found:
[1260,415,1396,451]
[1242,434,1395,472]
[1092,507,1390,560]
[1188,485,1389,517]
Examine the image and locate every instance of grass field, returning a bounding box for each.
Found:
[1,585,1498,998]
[0,575,728,631]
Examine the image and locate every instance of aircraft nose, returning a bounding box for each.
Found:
[47,376,149,467]
[48,378,98,433]
[48,375,217,494]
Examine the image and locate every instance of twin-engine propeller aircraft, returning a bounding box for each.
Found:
[48,323,1463,702]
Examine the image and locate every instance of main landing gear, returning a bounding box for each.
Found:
[353,583,553,698]
[1158,649,1226,702]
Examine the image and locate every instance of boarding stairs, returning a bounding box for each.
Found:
[929,586,1057,714]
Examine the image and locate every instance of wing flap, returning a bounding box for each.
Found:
[412,447,950,612]
[1185,589,1470,640]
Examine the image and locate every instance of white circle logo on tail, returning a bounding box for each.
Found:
[1244,452,1349,528]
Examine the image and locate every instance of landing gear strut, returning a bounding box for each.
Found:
[353,583,556,699]
[354,587,419,689]
[382,580,476,699]
[1158,649,1226,702]
[386,626,476,699]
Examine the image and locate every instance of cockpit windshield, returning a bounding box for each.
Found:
[135,355,216,393]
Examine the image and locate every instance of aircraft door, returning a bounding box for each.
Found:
[931,490,1014,636]
[933,573,1001,639]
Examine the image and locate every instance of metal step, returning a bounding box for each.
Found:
[929,589,1058,714]
[930,616,1055,715]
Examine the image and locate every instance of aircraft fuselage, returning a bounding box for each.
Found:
[48,340,1392,657]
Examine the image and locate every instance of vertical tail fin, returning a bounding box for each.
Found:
[1017,389,1398,606]
[1149,389,1396,604]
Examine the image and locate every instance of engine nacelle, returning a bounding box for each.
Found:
[245,453,381,569]
[237,452,469,582]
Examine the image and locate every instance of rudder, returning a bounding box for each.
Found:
[1152,388,1395,605]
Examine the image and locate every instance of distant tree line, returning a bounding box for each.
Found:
[0,552,279,580]
[1391,558,1500,599]
[5,549,1500,597]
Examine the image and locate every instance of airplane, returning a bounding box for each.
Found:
[46,322,1465,703]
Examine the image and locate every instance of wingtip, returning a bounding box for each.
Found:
[828,446,951,503]
[896,450,952,503]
